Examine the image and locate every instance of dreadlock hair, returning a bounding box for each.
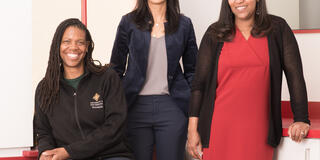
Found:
[209,0,272,42]
[131,0,181,34]
[38,18,108,113]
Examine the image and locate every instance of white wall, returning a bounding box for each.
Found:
[282,33,320,101]
[0,0,32,157]
[87,0,136,64]
[0,0,81,157]
[32,0,81,93]
[180,0,222,45]
[266,0,300,29]
[299,0,320,29]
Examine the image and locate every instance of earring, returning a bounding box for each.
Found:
[256,2,260,15]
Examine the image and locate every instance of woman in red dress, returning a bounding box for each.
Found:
[187,0,310,160]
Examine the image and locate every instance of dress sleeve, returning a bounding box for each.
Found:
[65,69,128,159]
[110,15,130,78]
[281,18,310,124]
[188,28,215,117]
[33,84,56,156]
[182,18,198,86]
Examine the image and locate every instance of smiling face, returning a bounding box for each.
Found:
[60,26,88,72]
[148,0,166,5]
[228,0,257,22]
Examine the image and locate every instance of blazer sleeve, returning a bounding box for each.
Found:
[33,84,56,157]
[110,15,130,78]
[188,28,215,117]
[182,18,198,86]
[280,18,310,124]
[64,69,128,159]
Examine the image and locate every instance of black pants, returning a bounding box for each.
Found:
[127,95,188,160]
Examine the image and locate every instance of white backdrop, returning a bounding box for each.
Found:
[180,0,222,45]
[0,0,32,156]
[87,0,136,64]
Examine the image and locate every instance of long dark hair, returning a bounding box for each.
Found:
[38,18,107,113]
[210,0,272,42]
[131,0,180,34]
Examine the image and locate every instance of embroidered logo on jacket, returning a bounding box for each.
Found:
[90,93,103,109]
[93,93,100,101]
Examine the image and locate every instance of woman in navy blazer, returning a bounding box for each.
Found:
[110,0,197,160]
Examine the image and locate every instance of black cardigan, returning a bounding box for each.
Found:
[189,15,310,148]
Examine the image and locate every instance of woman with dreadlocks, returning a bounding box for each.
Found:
[34,18,133,160]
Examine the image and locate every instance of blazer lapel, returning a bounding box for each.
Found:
[133,30,151,77]
[164,24,182,81]
[165,33,176,77]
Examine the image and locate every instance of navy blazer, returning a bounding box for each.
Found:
[110,13,198,115]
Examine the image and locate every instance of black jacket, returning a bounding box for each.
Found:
[34,68,133,160]
[189,15,310,148]
[110,13,198,115]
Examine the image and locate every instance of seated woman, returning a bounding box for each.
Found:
[34,18,133,160]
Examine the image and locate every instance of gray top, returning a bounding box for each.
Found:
[139,36,169,95]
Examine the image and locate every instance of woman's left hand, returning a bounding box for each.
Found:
[288,122,310,143]
[42,148,70,160]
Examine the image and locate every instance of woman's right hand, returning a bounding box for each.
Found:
[39,152,53,160]
[187,130,203,160]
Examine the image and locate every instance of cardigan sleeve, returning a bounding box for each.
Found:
[188,28,215,117]
[280,18,310,124]
[110,15,130,78]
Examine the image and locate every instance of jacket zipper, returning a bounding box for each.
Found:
[74,92,85,139]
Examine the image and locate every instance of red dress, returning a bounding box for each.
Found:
[202,29,274,160]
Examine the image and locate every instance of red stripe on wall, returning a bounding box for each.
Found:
[0,151,38,160]
[282,119,320,138]
[81,0,87,26]
[293,29,320,34]
[0,158,35,160]
[282,101,320,119]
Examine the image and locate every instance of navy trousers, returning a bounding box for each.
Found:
[127,95,188,160]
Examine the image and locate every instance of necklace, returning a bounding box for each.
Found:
[152,16,166,37]
[153,23,160,37]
